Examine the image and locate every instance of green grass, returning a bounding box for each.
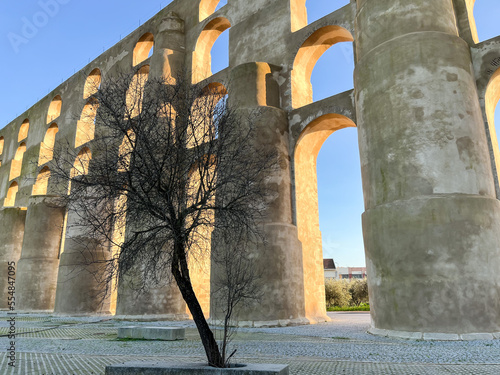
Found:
[327,304,370,312]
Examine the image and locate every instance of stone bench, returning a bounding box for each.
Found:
[105,362,289,374]
[118,326,185,341]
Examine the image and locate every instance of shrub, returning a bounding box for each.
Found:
[325,279,350,308]
[349,279,369,306]
[325,278,369,307]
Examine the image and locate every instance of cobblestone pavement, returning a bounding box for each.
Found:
[1,311,499,374]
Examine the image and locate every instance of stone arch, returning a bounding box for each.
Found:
[4,182,19,207]
[192,17,231,83]
[133,33,154,67]
[292,26,353,109]
[32,166,51,196]
[0,136,4,155]
[39,123,59,166]
[294,113,356,322]
[75,98,99,148]
[47,95,62,124]
[18,119,30,142]
[485,67,500,185]
[9,142,26,181]
[188,82,228,148]
[83,68,102,99]
[71,147,92,178]
[126,65,150,118]
[68,147,92,194]
[199,0,227,21]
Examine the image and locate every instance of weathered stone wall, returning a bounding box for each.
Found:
[0,0,499,336]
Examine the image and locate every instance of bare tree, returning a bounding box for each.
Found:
[50,70,277,368]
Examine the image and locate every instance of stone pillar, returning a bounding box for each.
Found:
[354,0,500,337]
[114,12,198,320]
[150,11,185,81]
[54,205,112,315]
[16,196,65,312]
[0,208,26,309]
[210,62,308,326]
[115,271,187,319]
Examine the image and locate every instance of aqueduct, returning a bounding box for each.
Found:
[1,0,500,339]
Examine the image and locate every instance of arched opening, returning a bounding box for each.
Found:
[75,98,99,148]
[47,95,62,124]
[32,166,51,196]
[68,147,92,194]
[188,82,228,148]
[210,28,229,75]
[471,0,500,42]
[18,119,30,142]
[39,124,59,166]
[485,67,500,184]
[294,113,358,322]
[292,26,354,108]
[83,68,102,99]
[71,147,92,178]
[311,41,354,103]
[4,182,19,207]
[199,0,227,21]
[118,130,136,172]
[291,0,350,32]
[126,65,150,118]
[0,136,4,155]
[192,17,231,83]
[133,33,154,67]
[9,142,26,181]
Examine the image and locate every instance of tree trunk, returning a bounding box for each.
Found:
[171,241,224,368]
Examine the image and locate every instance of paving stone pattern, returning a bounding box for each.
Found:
[1,312,499,374]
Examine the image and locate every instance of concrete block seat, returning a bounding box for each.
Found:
[105,362,289,374]
[117,326,185,341]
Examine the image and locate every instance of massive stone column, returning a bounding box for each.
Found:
[150,11,185,81]
[114,10,189,320]
[115,270,187,319]
[54,205,112,315]
[354,0,500,337]
[0,208,26,309]
[115,217,187,319]
[210,62,308,326]
[16,196,65,312]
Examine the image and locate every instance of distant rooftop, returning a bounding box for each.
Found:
[323,259,336,270]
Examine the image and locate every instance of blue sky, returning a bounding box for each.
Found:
[1,1,499,267]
